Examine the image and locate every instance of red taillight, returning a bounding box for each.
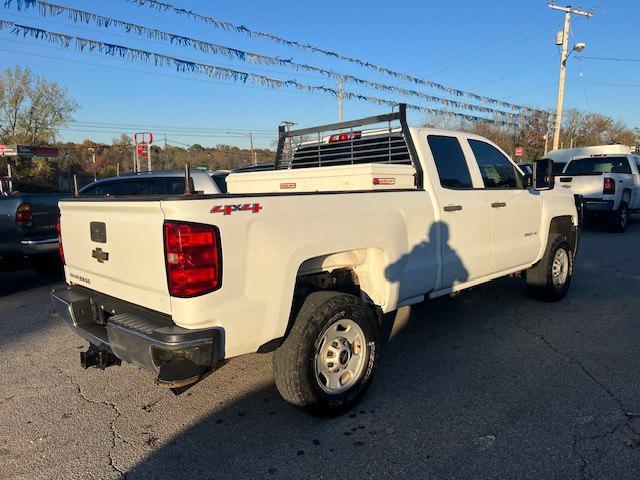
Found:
[603,177,616,195]
[57,216,65,265]
[328,131,362,143]
[164,221,222,297]
[15,203,32,225]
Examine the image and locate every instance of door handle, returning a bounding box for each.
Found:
[443,205,463,212]
[491,202,507,208]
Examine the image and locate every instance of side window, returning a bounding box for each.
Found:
[119,180,148,195]
[148,177,188,195]
[82,181,122,196]
[468,140,519,189]
[427,135,473,189]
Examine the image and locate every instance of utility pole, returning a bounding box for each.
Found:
[7,163,13,193]
[338,77,344,122]
[249,132,255,165]
[88,147,96,181]
[281,121,296,159]
[548,4,593,151]
[164,133,168,169]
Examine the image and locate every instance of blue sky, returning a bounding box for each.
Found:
[1,0,638,149]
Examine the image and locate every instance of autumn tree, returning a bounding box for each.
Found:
[0,66,78,145]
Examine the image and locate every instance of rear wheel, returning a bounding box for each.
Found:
[273,291,379,416]
[525,234,573,302]
[610,202,629,233]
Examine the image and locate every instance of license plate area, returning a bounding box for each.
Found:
[90,222,107,243]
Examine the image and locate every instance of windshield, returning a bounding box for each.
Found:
[564,157,631,175]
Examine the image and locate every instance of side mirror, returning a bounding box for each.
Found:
[533,159,555,190]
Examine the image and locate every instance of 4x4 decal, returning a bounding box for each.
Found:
[211,203,262,215]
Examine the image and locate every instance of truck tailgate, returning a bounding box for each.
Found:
[60,200,171,314]
[557,174,604,197]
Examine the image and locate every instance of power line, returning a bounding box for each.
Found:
[471,55,558,90]
[424,23,560,78]
[0,3,535,118]
[0,22,526,126]
[503,82,557,99]
[117,0,544,114]
[71,121,273,134]
[576,55,640,62]
[415,9,553,75]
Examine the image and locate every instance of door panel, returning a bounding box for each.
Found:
[482,189,542,273]
[437,190,491,286]
[421,133,491,288]
[466,139,543,273]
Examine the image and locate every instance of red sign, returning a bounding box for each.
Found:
[137,145,148,155]
[134,132,153,145]
[515,147,524,157]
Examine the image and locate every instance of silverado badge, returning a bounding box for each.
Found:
[92,247,109,263]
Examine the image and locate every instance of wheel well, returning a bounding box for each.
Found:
[549,215,576,251]
[291,268,362,319]
[257,268,366,354]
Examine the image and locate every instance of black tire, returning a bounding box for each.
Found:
[30,254,63,277]
[609,202,629,233]
[273,291,379,417]
[525,234,573,302]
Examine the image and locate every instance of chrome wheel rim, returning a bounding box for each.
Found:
[621,208,628,227]
[552,248,569,289]
[315,319,367,394]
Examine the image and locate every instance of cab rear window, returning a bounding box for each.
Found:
[564,157,631,175]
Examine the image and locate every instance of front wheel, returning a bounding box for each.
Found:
[273,291,379,416]
[525,234,573,302]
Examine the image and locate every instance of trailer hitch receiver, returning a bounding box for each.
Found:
[80,345,121,370]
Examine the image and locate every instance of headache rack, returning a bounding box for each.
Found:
[274,103,423,189]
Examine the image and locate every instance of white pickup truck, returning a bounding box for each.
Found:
[559,154,640,232]
[51,106,579,415]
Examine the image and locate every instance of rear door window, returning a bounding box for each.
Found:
[427,135,473,188]
[147,177,188,195]
[468,140,519,189]
[82,181,123,196]
[119,180,149,195]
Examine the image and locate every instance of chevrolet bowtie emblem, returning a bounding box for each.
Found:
[92,247,109,263]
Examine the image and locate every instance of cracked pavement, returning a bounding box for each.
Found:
[1,219,640,479]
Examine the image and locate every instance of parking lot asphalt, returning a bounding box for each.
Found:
[1,219,640,480]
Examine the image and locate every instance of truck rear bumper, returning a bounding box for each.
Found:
[50,285,222,386]
[580,198,614,212]
[21,237,59,255]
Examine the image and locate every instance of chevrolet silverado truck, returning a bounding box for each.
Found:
[51,105,579,415]
[0,193,66,274]
[559,154,640,232]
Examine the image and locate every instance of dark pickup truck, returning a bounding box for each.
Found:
[0,194,66,274]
